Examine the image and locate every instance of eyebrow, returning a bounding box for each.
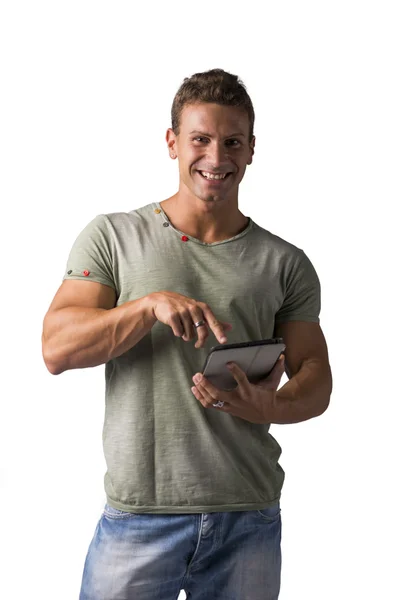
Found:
[189,130,246,138]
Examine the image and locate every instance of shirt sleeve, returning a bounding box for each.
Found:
[62,214,116,291]
[274,250,321,324]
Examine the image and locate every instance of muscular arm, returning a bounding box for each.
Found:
[42,280,156,375]
[270,357,332,424]
[269,320,333,424]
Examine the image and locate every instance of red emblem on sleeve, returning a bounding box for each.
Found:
[83,270,90,276]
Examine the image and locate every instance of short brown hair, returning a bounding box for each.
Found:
[171,68,255,142]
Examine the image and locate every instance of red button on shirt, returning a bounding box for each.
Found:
[83,270,90,276]
[181,236,189,242]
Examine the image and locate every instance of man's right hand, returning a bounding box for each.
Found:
[148,291,232,349]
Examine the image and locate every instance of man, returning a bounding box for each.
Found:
[42,68,332,600]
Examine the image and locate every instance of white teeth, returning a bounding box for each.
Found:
[200,171,228,180]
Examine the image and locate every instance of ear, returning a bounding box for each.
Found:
[166,128,177,159]
[247,135,256,165]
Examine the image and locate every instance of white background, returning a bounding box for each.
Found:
[1,1,398,598]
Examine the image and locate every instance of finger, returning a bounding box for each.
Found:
[269,354,285,375]
[190,311,209,348]
[276,354,285,368]
[194,327,209,349]
[192,383,229,412]
[226,362,251,394]
[278,354,286,372]
[191,385,203,401]
[271,355,286,384]
[201,304,230,344]
[180,309,197,341]
[171,313,185,338]
[192,374,220,404]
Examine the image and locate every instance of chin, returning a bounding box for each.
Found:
[196,191,225,203]
[206,194,224,202]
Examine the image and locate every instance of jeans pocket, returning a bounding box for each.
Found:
[103,503,140,519]
[255,502,281,523]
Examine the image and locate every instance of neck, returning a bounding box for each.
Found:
[160,194,249,244]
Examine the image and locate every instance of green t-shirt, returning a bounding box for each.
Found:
[63,201,320,513]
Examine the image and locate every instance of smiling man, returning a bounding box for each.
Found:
[163,97,254,243]
[42,68,332,600]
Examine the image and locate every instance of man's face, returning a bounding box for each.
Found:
[167,102,255,204]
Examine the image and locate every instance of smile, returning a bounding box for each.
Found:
[197,171,232,181]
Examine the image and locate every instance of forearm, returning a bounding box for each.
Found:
[268,359,333,424]
[42,295,157,375]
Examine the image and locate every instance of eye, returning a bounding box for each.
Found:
[193,137,208,143]
[226,139,240,146]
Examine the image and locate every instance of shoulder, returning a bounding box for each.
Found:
[102,202,158,233]
[251,220,307,266]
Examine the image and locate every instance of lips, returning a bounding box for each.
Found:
[196,170,233,182]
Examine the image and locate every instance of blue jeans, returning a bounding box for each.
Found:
[79,501,282,600]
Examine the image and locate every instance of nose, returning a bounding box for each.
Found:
[206,141,228,169]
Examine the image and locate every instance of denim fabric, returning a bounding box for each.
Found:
[79,502,282,599]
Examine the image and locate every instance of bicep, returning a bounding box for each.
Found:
[45,279,117,315]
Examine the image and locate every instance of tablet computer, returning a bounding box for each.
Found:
[201,337,286,391]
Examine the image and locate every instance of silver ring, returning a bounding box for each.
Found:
[212,400,225,408]
[194,319,206,328]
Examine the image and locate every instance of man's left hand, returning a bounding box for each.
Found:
[191,354,286,424]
